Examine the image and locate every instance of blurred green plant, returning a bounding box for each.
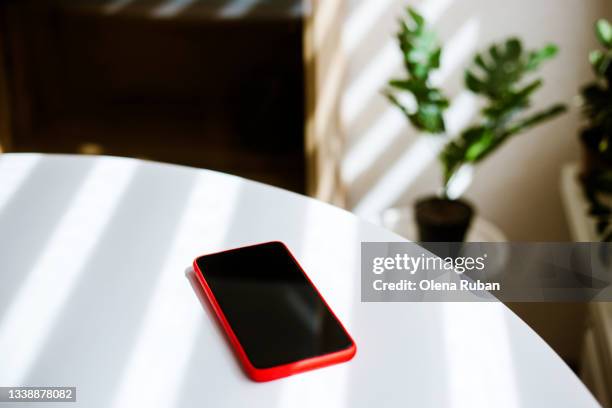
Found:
[383,8,449,133]
[581,18,612,154]
[385,8,566,197]
[441,39,566,188]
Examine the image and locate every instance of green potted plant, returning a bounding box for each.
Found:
[384,8,566,241]
[579,18,612,176]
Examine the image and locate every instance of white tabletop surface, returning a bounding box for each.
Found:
[0,153,599,408]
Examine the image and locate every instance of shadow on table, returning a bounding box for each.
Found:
[184,266,243,373]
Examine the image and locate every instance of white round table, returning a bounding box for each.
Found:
[0,154,598,407]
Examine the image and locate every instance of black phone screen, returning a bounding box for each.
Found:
[195,242,353,369]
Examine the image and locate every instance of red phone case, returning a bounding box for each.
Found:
[192,241,356,382]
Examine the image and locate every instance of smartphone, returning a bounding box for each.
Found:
[193,241,356,382]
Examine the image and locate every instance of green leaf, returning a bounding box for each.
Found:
[596,19,612,48]
[440,142,464,186]
[504,104,567,137]
[439,126,492,185]
[590,49,604,67]
[408,7,425,29]
[388,79,418,91]
[385,8,449,134]
[414,103,446,133]
[489,44,500,61]
[483,80,542,119]
[526,44,558,70]
[427,89,450,107]
[465,38,529,99]
[465,71,484,93]
[464,128,496,162]
[388,79,448,105]
[383,86,448,134]
[505,38,522,60]
[430,48,442,69]
[441,38,565,187]
[396,8,443,81]
[464,38,563,127]
[589,49,612,77]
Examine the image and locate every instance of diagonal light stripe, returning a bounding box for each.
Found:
[418,0,456,23]
[110,173,242,408]
[151,0,198,18]
[103,0,135,14]
[342,0,394,56]
[343,18,480,185]
[430,18,480,86]
[0,154,40,214]
[441,303,520,408]
[0,158,137,385]
[218,0,260,18]
[276,205,357,408]
[342,106,406,183]
[352,91,478,221]
[342,1,468,129]
[342,41,401,126]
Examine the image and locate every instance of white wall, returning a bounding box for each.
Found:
[342,0,612,241]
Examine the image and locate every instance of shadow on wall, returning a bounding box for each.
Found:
[341,0,612,241]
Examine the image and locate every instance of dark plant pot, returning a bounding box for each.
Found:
[580,129,612,177]
[415,196,474,242]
